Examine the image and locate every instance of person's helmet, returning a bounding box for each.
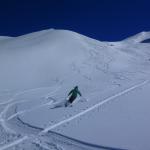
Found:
[74,86,78,89]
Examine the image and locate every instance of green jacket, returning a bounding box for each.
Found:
[68,87,82,98]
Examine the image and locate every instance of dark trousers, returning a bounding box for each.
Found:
[68,95,77,103]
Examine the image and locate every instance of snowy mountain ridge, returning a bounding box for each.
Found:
[123,31,150,43]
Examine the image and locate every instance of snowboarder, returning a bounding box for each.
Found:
[65,86,82,107]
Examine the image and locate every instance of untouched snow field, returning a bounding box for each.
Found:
[0,29,150,150]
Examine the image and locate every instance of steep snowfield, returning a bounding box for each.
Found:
[0,29,150,150]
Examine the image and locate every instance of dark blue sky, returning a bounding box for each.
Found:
[0,0,150,41]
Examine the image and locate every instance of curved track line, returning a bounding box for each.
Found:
[41,80,149,133]
[0,80,149,150]
[0,86,61,121]
[7,100,54,121]
[0,85,61,105]
[0,87,45,105]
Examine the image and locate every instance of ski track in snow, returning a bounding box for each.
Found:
[7,100,54,121]
[0,85,61,119]
[0,85,61,148]
[40,80,149,133]
[0,85,60,106]
[0,136,29,150]
[0,80,149,150]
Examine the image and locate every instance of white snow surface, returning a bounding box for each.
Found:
[0,29,150,150]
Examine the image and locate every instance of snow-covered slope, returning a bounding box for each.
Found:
[0,29,150,150]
